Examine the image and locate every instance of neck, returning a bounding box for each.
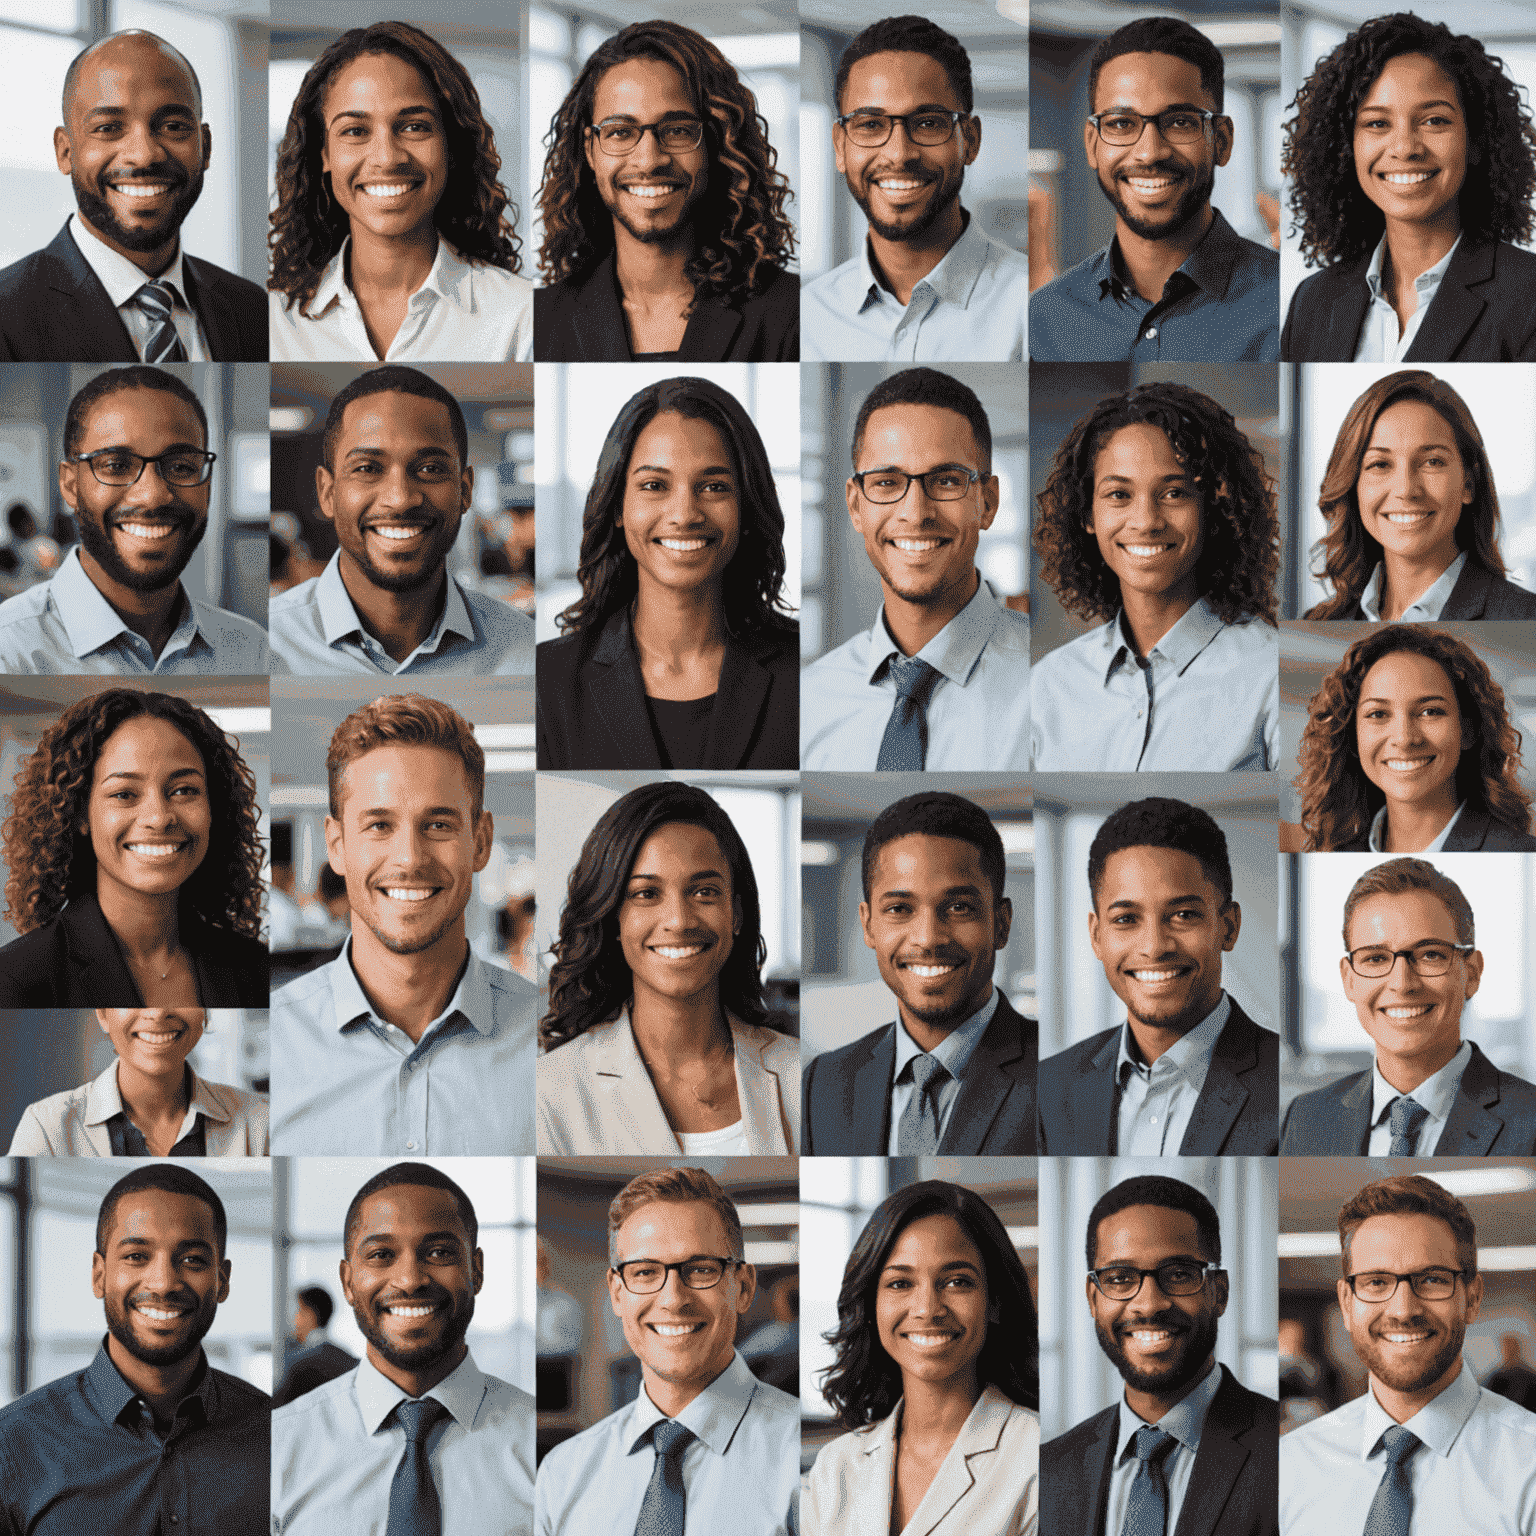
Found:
[612,224,696,299]
[1115,203,1214,304]
[1371,1355,1461,1425]
[899,1367,981,1442]
[336,554,448,663]
[346,222,438,298]
[643,1353,732,1419]
[77,549,185,657]
[1377,1036,1462,1094]
[866,201,966,307]
[1381,790,1460,853]
[106,1335,203,1423]
[1126,992,1219,1067]
[348,926,469,1042]
[1119,580,1198,657]
[78,211,178,279]
[367,1337,467,1400]
[883,566,980,657]
[1383,213,1460,285]
[1378,547,1458,621]
[113,1056,191,1125]
[629,986,732,1058]
[1125,1353,1215,1425]
[899,983,991,1054]
[632,581,727,658]
[96,882,181,960]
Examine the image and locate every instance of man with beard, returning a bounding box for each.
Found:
[1042,1175,1278,1536]
[801,790,1037,1153]
[1029,17,1278,362]
[0,30,265,362]
[1282,1174,1536,1533]
[270,695,536,1154]
[0,366,269,673]
[1037,798,1279,1154]
[802,16,1029,361]
[0,1165,269,1534]
[269,367,532,675]
[272,1163,536,1534]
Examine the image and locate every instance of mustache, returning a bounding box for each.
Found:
[1115,1308,1188,1340]
[101,165,190,190]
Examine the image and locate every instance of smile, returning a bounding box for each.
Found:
[115,522,178,540]
[1127,1329,1177,1343]
[370,524,430,542]
[1381,1331,1432,1343]
[1380,171,1435,185]
[1384,511,1432,525]
[125,841,188,859]
[891,538,945,552]
[903,1331,959,1347]
[875,178,928,191]
[1385,756,1433,771]
[134,1029,183,1043]
[1130,967,1188,981]
[111,183,172,199]
[385,1303,438,1317]
[903,962,957,978]
[133,1303,187,1320]
[1120,542,1174,558]
[652,944,707,960]
[656,537,709,551]
[1124,176,1179,194]
[383,887,437,902]
[623,184,680,199]
[360,182,421,198]
[1382,1005,1434,1018]
[649,1322,705,1336]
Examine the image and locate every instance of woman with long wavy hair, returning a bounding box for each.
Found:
[806,1180,1039,1535]
[268,21,531,361]
[0,690,268,1005]
[1296,625,1536,850]
[536,781,798,1154]
[536,375,798,769]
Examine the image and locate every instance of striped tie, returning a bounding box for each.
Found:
[133,280,188,363]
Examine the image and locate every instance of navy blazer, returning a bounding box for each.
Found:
[801,993,1037,1155]
[1040,1366,1279,1536]
[0,221,267,362]
[1037,999,1278,1155]
[1333,805,1536,852]
[1307,558,1536,621]
[1280,1042,1536,1155]
[1281,238,1536,361]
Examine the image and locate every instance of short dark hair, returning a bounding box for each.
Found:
[1088,797,1234,909]
[1342,857,1475,947]
[861,791,1007,906]
[63,30,203,123]
[1086,1175,1222,1270]
[297,1286,334,1328]
[321,366,469,472]
[835,16,973,115]
[852,368,992,474]
[64,366,208,459]
[1089,17,1225,113]
[97,1165,227,1259]
[1339,1173,1478,1279]
[343,1163,479,1257]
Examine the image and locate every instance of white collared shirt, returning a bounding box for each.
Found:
[68,214,209,361]
[1352,233,1463,363]
[1366,1039,1472,1155]
[1105,1361,1226,1536]
[1360,551,1468,621]
[1366,800,1466,853]
[1115,994,1231,1155]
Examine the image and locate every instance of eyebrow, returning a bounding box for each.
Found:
[1360,693,1451,706]
[628,866,726,882]
[864,461,974,475]
[1364,441,1455,453]
[1095,1252,1207,1267]
[1096,471,1191,486]
[101,767,204,784]
[878,883,984,900]
[329,104,438,124]
[355,804,463,818]
[115,1235,214,1253]
[83,102,196,122]
[1358,97,1458,112]
[1105,893,1207,911]
[881,1259,981,1272]
[343,444,455,459]
[1099,100,1204,115]
[596,109,700,123]
[357,1229,465,1248]
[849,100,955,114]
[84,441,204,455]
[630,463,734,476]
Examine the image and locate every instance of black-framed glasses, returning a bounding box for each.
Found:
[1087,108,1219,146]
[851,466,984,504]
[1088,1261,1224,1300]
[69,448,217,488]
[589,117,705,155]
[1345,1267,1465,1302]
[834,110,970,147]
[1345,941,1474,978]
[612,1256,742,1294]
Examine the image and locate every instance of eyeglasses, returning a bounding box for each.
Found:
[612,1256,742,1294]
[1087,1261,1223,1300]
[1087,109,1218,146]
[69,449,217,488]
[1344,941,1475,978]
[589,117,705,156]
[1345,1268,1465,1302]
[834,110,970,147]
[851,466,984,504]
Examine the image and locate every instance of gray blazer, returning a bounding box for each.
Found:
[1334,805,1536,853]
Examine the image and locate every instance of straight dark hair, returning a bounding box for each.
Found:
[97,1165,227,1258]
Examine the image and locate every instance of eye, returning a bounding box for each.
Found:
[943,1274,977,1288]
[603,125,639,146]
[1357,949,1392,967]
[349,460,383,476]
[699,479,734,495]
[912,114,949,134]
[947,900,976,916]
[1172,908,1202,921]
[427,1245,458,1261]
[636,477,667,493]
[1164,113,1199,132]
[95,453,134,475]
[626,885,659,902]
[1358,114,1390,131]
[1101,115,1136,135]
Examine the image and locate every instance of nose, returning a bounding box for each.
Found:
[121,460,178,511]
[908,902,942,950]
[139,1250,178,1293]
[390,1248,427,1293]
[136,788,181,828]
[1386,118,1425,159]
[114,118,162,168]
[656,885,690,930]
[375,463,423,510]
[629,126,674,173]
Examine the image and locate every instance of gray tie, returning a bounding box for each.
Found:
[133,280,188,363]
[633,1418,693,1536]
[1388,1096,1430,1156]
[1119,1425,1177,1536]
[876,655,940,770]
[1362,1425,1421,1536]
[385,1397,448,1536]
[895,1053,948,1154]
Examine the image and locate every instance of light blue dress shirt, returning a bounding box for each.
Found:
[0,546,268,674]
[886,987,1000,1155]
[1280,1361,1536,1534]
[1359,551,1467,622]
[801,578,1029,769]
[800,213,1028,361]
[272,1350,536,1536]
[1365,800,1466,854]
[1352,234,1463,363]
[1030,599,1278,771]
[1105,1359,1226,1536]
[269,550,533,675]
[270,938,536,1154]
[1114,993,1231,1156]
[535,1352,798,1536]
[1365,1039,1472,1156]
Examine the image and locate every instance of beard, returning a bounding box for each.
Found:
[1095,1304,1219,1396]
[851,165,965,244]
[599,174,706,248]
[73,165,203,254]
[105,1289,216,1368]
[1354,1315,1463,1395]
[75,504,207,594]
[1096,158,1214,242]
[341,523,455,595]
[355,1287,475,1372]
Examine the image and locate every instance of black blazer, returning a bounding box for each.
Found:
[1310,558,1536,621]
[1280,1042,1536,1155]
[1281,238,1536,361]
[533,253,798,361]
[537,609,798,769]
[0,892,269,1006]
[1333,804,1536,852]
[1040,1366,1279,1536]
[1037,999,1278,1155]
[801,993,1037,1155]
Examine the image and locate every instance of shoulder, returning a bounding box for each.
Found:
[747,1373,802,1425]
[802,255,861,302]
[809,1024,893,1081]
[0,580,55,630]
[1033,625,1105,677]
[1485,240,1536,283]
[273,1365,356,1433]
[537,629,595,677]
[1227,232,1279,279]
[744,264,800,308]
[986,600,1032,656]
[478,955,536,1007]
[1473,1382,1536,1439]
[0,244,62,299]
[808,1419,883,1482]
[0,920,67,1001]
[0,1368,87,1436]
[737,625,799,672]
[538,1402,629,1475]
[977,229,1030,275]
[184,254,264,304]
[188,597,269,650]
[271,961,334,1016]
[534,271,586,311]
[469,261,534,299]
[269,577,321,618]
[475,1369,538,1425]
[1041,1403,1115,1465]
[1040,1028,1118,1078]
[1031,249,1105,306]
[210,1363,271,1411]
[803,630,868,681]
[191,923,267,962]
[735,1020,801,1075]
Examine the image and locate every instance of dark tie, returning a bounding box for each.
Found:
[633,1418,693,1536]
[895,1052,948,1154]
[385,1397,448,1536]
[876,655,940,770]
[1388,1096,1429,1156]
[1362,1425,1421,1536]
[1119,1425,1177,1536]
[133,280,188,363]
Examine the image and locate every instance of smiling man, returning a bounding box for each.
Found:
[536,1166,799,1535]
[270,694,536,1154]
[270,366,533,675]
[1037,798,1278,1155]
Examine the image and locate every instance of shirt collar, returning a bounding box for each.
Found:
[864,577,1008,688]
[327,935,497,1039]
[311,236,474,318]
[855,209,988,312]
[1366,800,1466,854]
[313,550,474,652]
[891,986,1001,1086]
[49,545,201,660]
[1358,1359,1480,1461]
[1370,1039,1472,1129]
[85,1337,212,1428]
[624,1351,760,1459]
[1364,232,1463,301]
[1097,209,1243,304]
[1116,993,1231,1086]
[353,1348,486,1435]
[1097,596,1225,685]
[1359,551,1468,622]
[83,1059,231,1128]
[1116,1359,1224,1460]
[70,213,191,310]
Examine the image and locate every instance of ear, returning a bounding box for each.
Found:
[92,1249,106,1301]
[339,1255,355,1307]
[1220,901,1241,952]
[584,129,597,179]
[1213,115,1234,168]
[734,1261,757,1314]
[607,1263,627,1317]
[200,123,212,172]
[859,899,876,950]
[833,120,848,177]
[961,113,981,166]
[1083,114,1100,172]
[324,814,346,877]
[733,894,743,937]
[1088,907,1104,964]
[59,456,79,513]
[471,1247,485,1296]
[316,463,336,523]
[216,1256,231,1304]
[1336,1275,1353,1325]
[96,1009,112,1039]
[461,463,475,511]
[1463,948,1484,1001]
[54,125,72,175]
[1211,1268,1229,1317]
[846,476,865,536]
[1465,1271,1483,1324]
[472,810,494,874]
[978,474,1001,532]
[993,893,1012,951]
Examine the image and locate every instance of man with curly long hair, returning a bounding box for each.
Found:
[534,21,798,361]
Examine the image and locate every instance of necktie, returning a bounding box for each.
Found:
[895,1053,948,1154]
[1361,1425,1421,1536]
[385,1397,449,1536]
[633,1418,694,1536]
[1388,1096,1429,1156]
[133,280,188,363]
[1119,1424,1177,1536]
[876,655,940,770]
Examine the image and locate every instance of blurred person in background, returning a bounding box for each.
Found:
[1278,1318,1336,1433]
[274,1286,357,1408]
[1484,1333,1536,1412]
[535,1238,584,1357]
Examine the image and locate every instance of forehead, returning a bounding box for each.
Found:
[615,1198,732,1259]
[1093,1202,1205,1264]
[1093,421,1185,482]
[94,716,204,777]
[628,412,731,470]
[108,1188,217,1248]
[593,56,694,118]
[337,742,475,816]
[1097,844,1218,905]
[1368,398,1460,448]
[70,36,199,116]
[1359,649,1457,700]
[78,388,205,452]
[629,821,729,877]
[1093,50,1214,112]
[883,1212,984,1267]
[337,391,458,456]
[843,49,961,111]
[1348,1211,1462,1269]
[323,51,435,117]
[870,832,991,894]
[1346,888,1460,948]
[1362,51,1463,107]
[352,1184,468,1247]
[859,403,979,468]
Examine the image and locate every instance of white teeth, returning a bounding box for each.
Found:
[1130,1330,1174,1342]
[1386,757,1432,771]
[906,963,956,978]
[127,843,183,858]
[373,525,426,541]
[119,523,175,540]
[1122,544,1173,557]
[1383,1006,1433,1018]
[892,538,942,552]
[651,1323,703,1336]
[653,945,705,959]
[136,1305,183,1320]
[1127,178,1176,192]
[657,538,707,551]
[1385,511,1431,524]
[904,1332,957,1347]
[384,888,434,902]
[1382,172,1434,184]
[362,183,415,198]
[1131,968,1183,982]
[114,184,170,198]
[135,1030,180,1043]
[1384,1332,1430,1343]
[877,179,925,190]
[386,1304,435,1317]
[625,185,677,199]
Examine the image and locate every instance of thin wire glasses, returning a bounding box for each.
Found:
[851,466,983,504]
[1345,1268,1465,1302]
[590,117,705,155]
[1087,108,1218,145]
[69,449,217,488]
[834,110,970,147]
[612,1257,742,1294]
[1088,1261,1223,1300]
[1344,941,1474,978]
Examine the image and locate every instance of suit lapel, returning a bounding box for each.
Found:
[46,223,138,362]
[1335,1071,1373,1154]
[677,300,745,362]
[592,1017,683,1151]
[849,1412,898,1536]
[905,1389,1011,1536]
[570,255,632,360]
[938,998,1024,1155]
[1441,559,1490,619]
[63,896,142,1004]
[702,638,772,768]
[1324,277,1370,361]
[1076,1033,1121,1154]
[589,614,664,767]
[1443,807,1492,851]
[1172,1369,1253,1536]
[850,1027,898,1153]
[182,258,231,362]
[1179,1009,1254,1155]
[1406,241,1494,361]
[1051,1406,1117,1536]
[1433,1044,1504,1154]
[732,1023,789,1153]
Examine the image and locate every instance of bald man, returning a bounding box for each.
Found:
[0,29,265,361]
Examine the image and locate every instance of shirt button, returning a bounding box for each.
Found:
[1144,327,1157,339]
[406,1140,417,1150]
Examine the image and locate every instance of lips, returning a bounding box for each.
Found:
[902,1329,960,1349]
[889,536,948,554]
[366,520,434,546]
[654,533,713,553]
[621,181,683,201]
[648,1320,705,1337]
[1378,170,1436,187]
[379,885,441,903]
[650,942,710,960]
[897,954,962,980]
[1383,510,1433,526]
[125,839,191,859]
[1118,540,1176,560]
[1381,1004,1433,1019]
[133,1026,184,1044]
[358,178,424,200]
[1127,963,1192,983]
[1119,168,1184,197]
[1383,755,1434,773]
[132,1297,191,1322]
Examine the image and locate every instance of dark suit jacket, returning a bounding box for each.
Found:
[1037,1000,1278,1155]
[1311,558,1536,621]
[0,892,269,1006]
[1040,1366,1279,1536]
[1334,804,1536,852]
[536,609,798,768]
[801,993,1037,1155]
[533,253,798,361]
[1279,1041,1536,1155]
[0,222,267,362]
[1281,238,1536,361]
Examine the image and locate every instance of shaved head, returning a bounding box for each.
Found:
[62,30,202,125]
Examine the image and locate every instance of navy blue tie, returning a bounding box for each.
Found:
[385,1397,448,1536]
[1388,1096,1429,1156]
[133,280,188,363]
[1119,1425,1177,1536]
[1362,1425,1421,1536]
[895,1053,948,1154]
[876,655,940,770]
[633,1418,693,1536]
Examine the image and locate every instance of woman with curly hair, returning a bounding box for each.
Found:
[534,19,798,361]
[805,1180,1039,1535]
[0,689,268,1005]
[268,21,531,362]
[536,375,797,769]
[1281,13,1536,361]
[536,781,797,1154]
[1304,370,1536,620]
[1296,625,1536,850]
[1031,381,1280,771]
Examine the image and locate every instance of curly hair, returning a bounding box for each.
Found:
[1296,625,1532,849]
[1282,13,1536,269]
[536,20,795,304]
[1033,381,1279,627]
[2,689,264,938]
[269,21,521,315]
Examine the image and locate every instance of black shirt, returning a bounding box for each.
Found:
[106,1111,208,1157]
[646,693,716,768]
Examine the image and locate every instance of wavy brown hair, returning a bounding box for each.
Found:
[269,21,521,315]
[1296,625,1532,849]
[1306,371,1507,619]
[1034,382,1279,627]
[2,690,264,938]
[536,20,795,303]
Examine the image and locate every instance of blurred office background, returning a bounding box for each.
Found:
[1039,1155,1276,1439]
[0,364,268,626]
[801,773,1031,1057]
[802,362,1026,665]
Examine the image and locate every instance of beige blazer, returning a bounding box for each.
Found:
[537,1011,800,1154]
[8,1060,270,1156]
[804,1385,1039,1536]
